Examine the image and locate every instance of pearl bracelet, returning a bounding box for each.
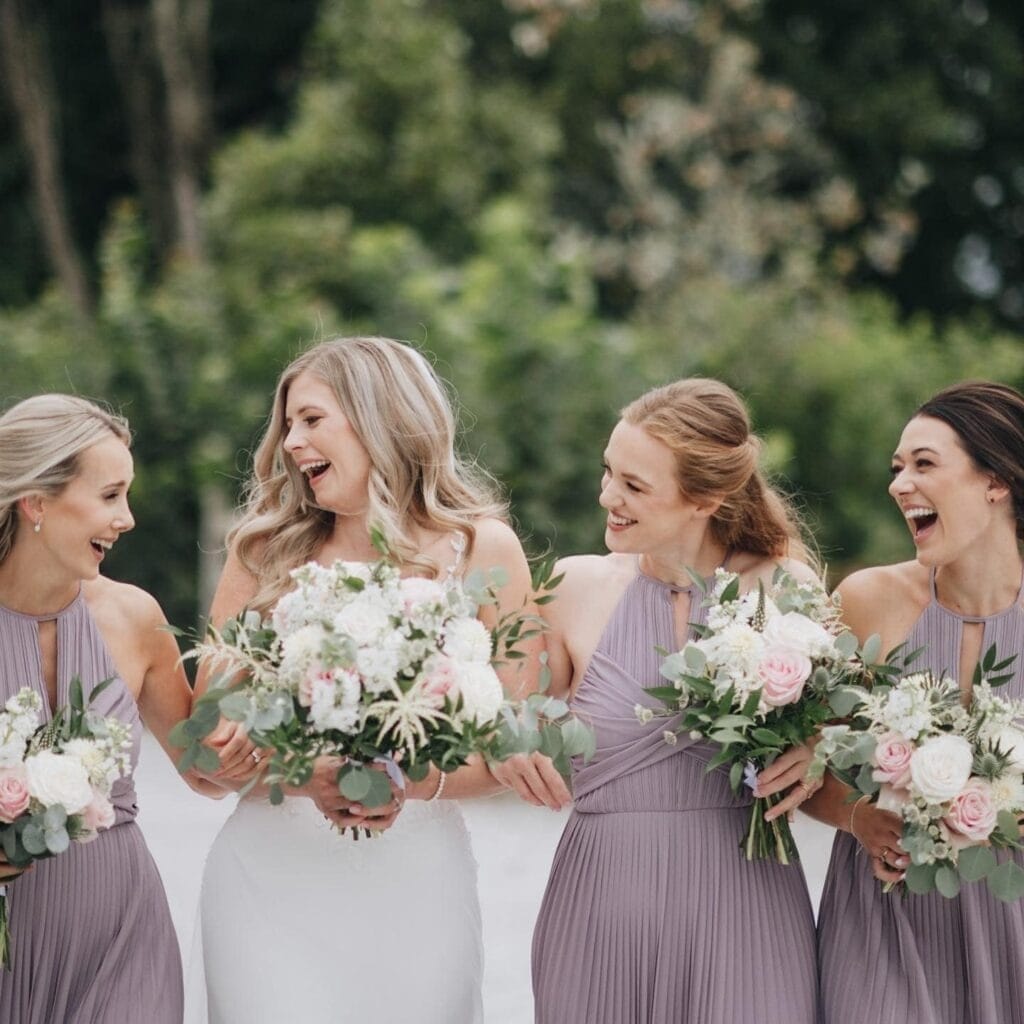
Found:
[428,767,447,802]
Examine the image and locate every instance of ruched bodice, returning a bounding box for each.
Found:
[818,568,1024,1024]
[571,571,748,814]
[533,566,817,1024]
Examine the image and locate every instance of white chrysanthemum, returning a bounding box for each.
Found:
[453,662,504,724]
[989,726,1024,774]
[333,597,392,647]
[442,617,493,665]
[278,624,325,683]
[25,750,93,813]
[989,773,1024,813]
[700,622,767,681]
[309,670,362,734]
[271,588,313,635]
[355,644,402,694]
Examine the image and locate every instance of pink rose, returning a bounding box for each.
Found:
[0,767,30,823]
[421,656,459,708]
[872,732,914,787]
[756,647,812,707]
[79,790,115,839]
[944,778,997,844]
[298,664,331,707]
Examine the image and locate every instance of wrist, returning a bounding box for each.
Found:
[407,766,443,802]
[847,794,869,837]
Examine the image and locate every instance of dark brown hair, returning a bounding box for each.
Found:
[621,378,809,561]
[917,380,1024,540]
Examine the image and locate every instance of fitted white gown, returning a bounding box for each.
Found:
[186,793,484,1023]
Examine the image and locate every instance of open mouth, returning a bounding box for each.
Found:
[302,460,331,486]
[90,538,113,557]
[905,507,938,540]
[607,512,637,529]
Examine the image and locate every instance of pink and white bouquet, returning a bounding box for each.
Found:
[0,679,132,966]
[649,568,866,863]
[811,650,1024,900]
[174,549,590,830]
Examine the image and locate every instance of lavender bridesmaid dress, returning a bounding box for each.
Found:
[818,569,1024,1023]
[0,590,183,1023]
[532,569,818,1023]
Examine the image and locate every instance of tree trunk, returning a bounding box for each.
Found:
[101,0,176,259]
[0,0,93,320]
[150,0,211,262]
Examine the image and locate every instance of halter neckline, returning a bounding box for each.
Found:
[635,551,732,592]
[0,585,84,623]
[928,565,1024,624]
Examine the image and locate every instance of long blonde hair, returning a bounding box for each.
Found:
[622,378,810,562]
[231,336,507,614]
[0,394,131,564]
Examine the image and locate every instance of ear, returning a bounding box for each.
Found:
[986,477,1011,505]
[691,494,725,520]
[17,494,44,523]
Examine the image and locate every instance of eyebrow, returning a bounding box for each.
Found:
[101,479,131,489]
[604,454,653,489]
[892,446,940,461]
[286,404,327,421]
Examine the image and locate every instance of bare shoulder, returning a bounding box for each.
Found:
[545,553,631,623]
[729,551,821,590]
[835,561,927,645]
[84,576,164,633]
[209,541,262,623]
[467,517,526,564]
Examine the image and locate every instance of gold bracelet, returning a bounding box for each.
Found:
[428,767,446,802]
[849,795,868,838]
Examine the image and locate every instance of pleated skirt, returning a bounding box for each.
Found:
[0,821,183,1024]
[532,807,818,1024]
[818,831,1024,1024]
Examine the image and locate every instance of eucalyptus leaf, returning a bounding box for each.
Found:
[935,865,961,898]
[44,827,70,855]
[195,745,222,775]
[21,824,46,856]
[861,634,882,666]
[904,862,938,894]
[958,845,997,882]
[987,861,1024,903]
[338,765,372,802]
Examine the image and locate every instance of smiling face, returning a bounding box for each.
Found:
[599,420,711,555]
[889,414,1007,565]
[33,436,135,581]
[283,370,372,516]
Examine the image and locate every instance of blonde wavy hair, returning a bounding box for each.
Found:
[231,336,507,614]
[0,394,131,564]
[621,378,812,564]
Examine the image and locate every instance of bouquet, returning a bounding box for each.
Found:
[0,679,133,966]
[810,647,1024,901]
[649,568,867,863]
[173,547,592,834]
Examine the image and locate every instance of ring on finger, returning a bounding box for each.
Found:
[250,750,262,765]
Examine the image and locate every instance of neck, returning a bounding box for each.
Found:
[933,537,1024,617]
[320,512,381,562]
[639,538,727,588]
[0,544,81,616]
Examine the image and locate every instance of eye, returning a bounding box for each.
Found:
[914,458,933,470]
[625,481,641,493]
[305,416,322,428]
[889,464,901,478]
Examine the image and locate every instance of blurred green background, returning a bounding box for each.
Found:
[2,0,1023,629]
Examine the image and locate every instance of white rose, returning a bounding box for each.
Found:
[991,726,1024,774]
[762,612,835,658]
[25,750,93,813]
[909,735,974,804]
[0,738,27,769]
[333,598,392,646]
[454,663,504,724]
[271,589,310,635]
[60,739,112,788]
[442,618,493,665]
[398,577,446,611]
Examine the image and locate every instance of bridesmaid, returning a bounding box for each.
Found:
[532,378,820,1023]
[809,380,1024,1022]
[0,394,218,1022]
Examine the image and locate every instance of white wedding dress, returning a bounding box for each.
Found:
[185,793,484,1023]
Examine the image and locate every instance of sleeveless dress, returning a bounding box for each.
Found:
[818,568,1024,1023]
[532,569,818,1024]
[187,541,484,1024]
[0,590,183,1023]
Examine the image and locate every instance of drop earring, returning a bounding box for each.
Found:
[33,520,42,533]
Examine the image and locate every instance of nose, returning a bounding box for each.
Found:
[888,469,912,500]
[599,474,617,509]
[114,501,135,534]
[283,423,304,453]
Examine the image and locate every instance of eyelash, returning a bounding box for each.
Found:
[601,463,640,492]
[890,459,933,477]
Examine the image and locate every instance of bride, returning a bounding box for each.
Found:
[185,336,568,1023]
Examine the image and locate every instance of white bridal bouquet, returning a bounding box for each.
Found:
[810,648,1024,901]
[173,544,591,830]
[0,679,132,966]
[649,568,867,863]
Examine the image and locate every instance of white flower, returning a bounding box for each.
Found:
[989,773,1024,813]
[309,670,362,734]
[398,576,446,611]
[909,735,974,803]
[0,738,27,769]
[271,589,311,635]
[355,644,402,694]
[442,618,493,665]
[60,739,117,788]
[990,726,1024,773]
[453,663,504,724]
[762,612,835,658]
[333,598,392,647]
[700,622,767,685]
[24,750,93,813]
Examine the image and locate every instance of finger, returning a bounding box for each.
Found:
[515,759,567,811]
[532,757,572,808]
[757,747,808,786]
[756,763,811,799]
[213,734,256,774]
[871,856,905,884]
[763,786,808,822]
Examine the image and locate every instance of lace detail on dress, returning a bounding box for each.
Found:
[444,532,468,584]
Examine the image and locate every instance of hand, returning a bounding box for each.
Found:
[756,744,823,822]
[201,718,263,783]
[306,756,404,833]
[848,797,908,882]
[487,753,572,810]
[0,851,31,883]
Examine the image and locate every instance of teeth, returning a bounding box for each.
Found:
[302,461,330,477]
[608,513,636,526]
[904,507,937,520]
[91,539,113,550]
